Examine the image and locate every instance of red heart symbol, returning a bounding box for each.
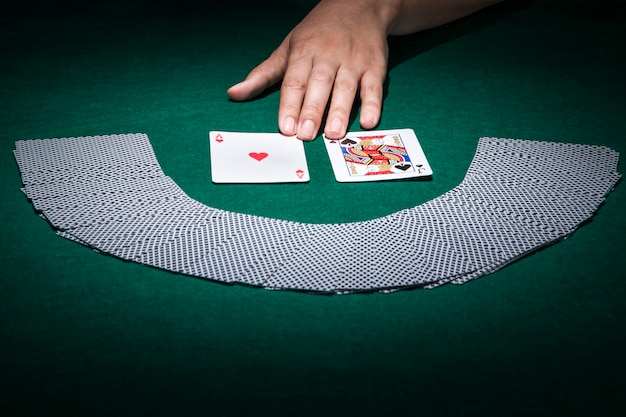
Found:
[249,152,268,161]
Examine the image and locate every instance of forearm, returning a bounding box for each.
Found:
[317,0,504,37]
[392,0,504,34]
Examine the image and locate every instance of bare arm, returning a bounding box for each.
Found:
[227,0,503,140]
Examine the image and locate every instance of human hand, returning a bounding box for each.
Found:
[227,0,396,140]
[227,0,503,140]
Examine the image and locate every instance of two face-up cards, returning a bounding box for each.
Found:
[209,128,432,183]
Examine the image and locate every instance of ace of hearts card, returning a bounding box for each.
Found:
[323,128,432,182]
[209,131,310,183]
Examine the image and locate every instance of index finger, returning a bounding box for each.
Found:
[277,56,312,138]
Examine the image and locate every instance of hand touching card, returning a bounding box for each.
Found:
[323,128,432,182]
[210,131,310,183]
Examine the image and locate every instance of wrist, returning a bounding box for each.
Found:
[369,0,406,35]
[316,0,404,35]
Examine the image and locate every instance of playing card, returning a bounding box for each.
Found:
[209,131,310,183]
[323,128,432,182]
[14,133,162,186]
[260,220,431,293]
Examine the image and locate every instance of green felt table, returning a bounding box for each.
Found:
[1,1,625,415]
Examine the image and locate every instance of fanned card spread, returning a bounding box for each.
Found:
[13,132,620,293]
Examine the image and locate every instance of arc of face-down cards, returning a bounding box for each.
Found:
[13,133,621,294]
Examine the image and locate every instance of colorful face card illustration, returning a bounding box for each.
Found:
[324,129,432,182]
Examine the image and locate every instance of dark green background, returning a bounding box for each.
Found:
[2,1,625,415]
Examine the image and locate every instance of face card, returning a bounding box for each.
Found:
[323,128,432,182]
[209,131,310,183]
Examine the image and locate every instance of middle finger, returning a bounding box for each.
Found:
[296,62,338,140]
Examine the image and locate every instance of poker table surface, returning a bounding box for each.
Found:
[2,1,625,415]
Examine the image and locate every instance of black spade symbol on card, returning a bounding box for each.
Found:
[395,163,411,171]
[341,139,357,145]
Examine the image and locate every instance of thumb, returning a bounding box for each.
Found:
[227,36,290,101]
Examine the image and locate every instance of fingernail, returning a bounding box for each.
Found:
[299,119,317,140]
[361,111,377,128]
[282,116,296,135]
[327,117,343,137]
